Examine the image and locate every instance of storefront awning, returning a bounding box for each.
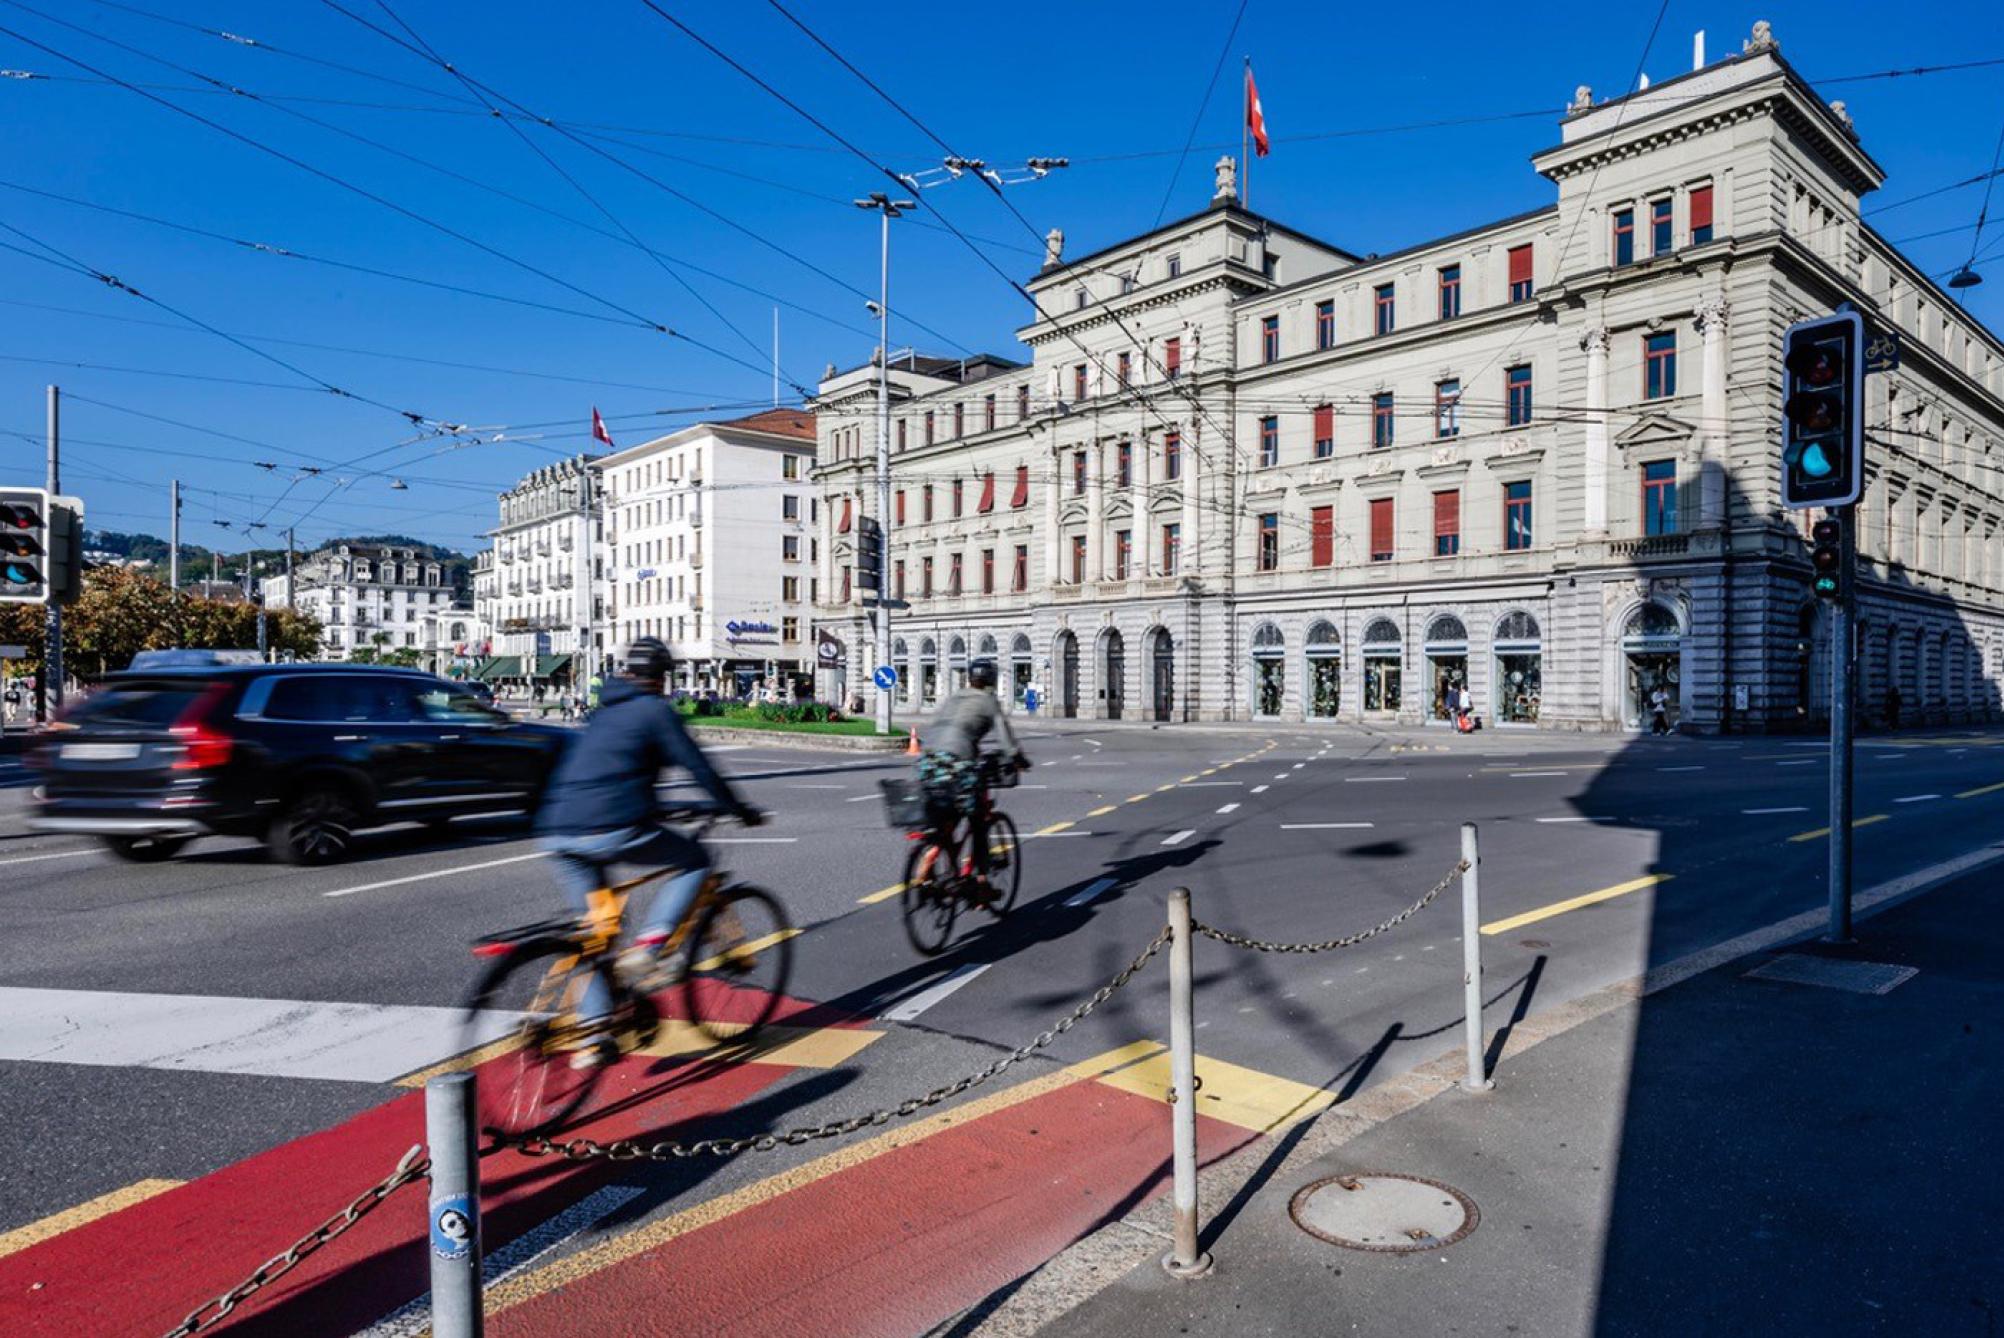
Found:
[535,654,573,677]
[475,655,521,680]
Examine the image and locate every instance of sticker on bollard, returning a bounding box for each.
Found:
[431,1193,476,1260]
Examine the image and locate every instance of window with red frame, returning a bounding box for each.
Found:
[1433,489,1460,556]
[1070,534,1087,583]
[1012,544,1028,591]
[952,478,963,517]
[1016,384,1029,420]
[1650,197,1672,254]
[1161,522,1181,573]
[895,489,906,524]
[1374,283,1396,335]
[1690,184,1714,244]
[1257,513,1279,570]
[1435,379,1462,439]
[1371,393,1394,448]
[977,471,995,513]
[1073,451,1087,494]
[1506,365,1533,426]
[1114,529,1131,580]
[922,484,934,522]
[1644,332,1677,399]
[924,411,935,444]
[1315,299,1335,349]
[984,394,996,431]
[1117,351,1131,386]
[1164,336,1181,378]
[896,418,907,450]
[1259,415,1279,467]
[1073,364,1088,400]
[1117,441,1132,486]
[1310,505,1333,566]
[1369,496,1394,562]
[1504,480,1533,550]
[894,559,906,599]
[921,556,934,597]
[1011,464,1029,507]
[1438,265,1461,320]
[1612,207,1635,266]
[1163,429,1182,480]
[1313,403,1334,458]
[981,548,994,594]
[1507,243,1534,302]
[840,566,851,601]
[948,552,963,595]
[1260,315,1280,363]
[953,402,965,438]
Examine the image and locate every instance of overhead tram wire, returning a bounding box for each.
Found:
[365,0,794,387]
[1147,0,1250,226]
[317,0,976,360]
[0,6,785,387]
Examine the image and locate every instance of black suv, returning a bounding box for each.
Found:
[30,665,568,865]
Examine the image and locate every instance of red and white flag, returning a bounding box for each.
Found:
[1246,63,1270,158]
[590,406,614,449]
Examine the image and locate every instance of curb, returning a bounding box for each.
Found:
[939,839,2004,1338]
[682,723,904,752]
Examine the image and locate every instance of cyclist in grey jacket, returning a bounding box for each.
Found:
[918,660,1027,892]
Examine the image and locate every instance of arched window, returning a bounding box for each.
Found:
[1424,614,1468,646]
[948,636,968,666]
[1305,620,1340,654]
[1363,618,1402,648]
[1305,620,1340,718]
[1251,622,1285,655]
[1495,611,1540,643]
[892,638,909,660]
[1494,611,1542,725]
[919,638,938,663]
[1250,621,1285,716]
[1623,603,1681,639]
[977,634,998,658]
[1011,633,1033,655]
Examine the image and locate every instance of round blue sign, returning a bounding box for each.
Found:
[873,665,898,690]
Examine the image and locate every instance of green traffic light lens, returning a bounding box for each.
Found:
[2,562,38,585]
[1800,443,1834,478]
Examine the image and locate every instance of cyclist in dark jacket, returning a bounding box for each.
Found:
[538,639,760,1001]
[917,659,1026,892]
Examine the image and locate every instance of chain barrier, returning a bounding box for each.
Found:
[160,1145,430,1338]
[514,925,1172,1164]
[1191,859,1468,955]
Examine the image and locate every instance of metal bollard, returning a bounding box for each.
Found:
[1162,887,1213,1278]
[425,1072,484,1337]
[1459,823,1494,1093]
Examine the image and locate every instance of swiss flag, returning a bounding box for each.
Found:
[1246,64,1270,158]
[591,406,614,449]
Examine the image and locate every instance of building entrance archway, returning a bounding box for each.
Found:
[1150,627,1175,722]
[1103,629,1126,720]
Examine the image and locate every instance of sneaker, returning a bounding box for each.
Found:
[617,943,684,993]
[568,1039,619,1071]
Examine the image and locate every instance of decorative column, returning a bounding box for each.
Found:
[818,490,836,604]
[1134,435,1153,577]
[1044,444,1062,586]
[1181,422,1201,575]
[1582,326,1611,534]
[1695,296,1730,528]
[1086,441,1106,582]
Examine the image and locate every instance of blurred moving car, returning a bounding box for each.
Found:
[29,664,568,865]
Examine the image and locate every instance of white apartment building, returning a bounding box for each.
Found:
[813,25,2004,732]
[481,455,607,689]
[259,544,458,661]
[421,600,488,679]
[599,409,818,695]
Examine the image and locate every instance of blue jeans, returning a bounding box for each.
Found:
[542,825,711,1020]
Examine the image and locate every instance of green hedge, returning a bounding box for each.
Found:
[673,697,842,724]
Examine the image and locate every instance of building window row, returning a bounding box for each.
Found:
[1613,182,1714,268]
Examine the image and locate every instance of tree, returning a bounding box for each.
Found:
[0,567,324,677]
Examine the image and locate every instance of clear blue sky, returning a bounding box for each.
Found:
[2,0,1999,555]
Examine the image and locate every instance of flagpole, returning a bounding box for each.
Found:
[1241,58,1250,208]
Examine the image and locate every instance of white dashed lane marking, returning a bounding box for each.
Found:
[1280,822,1374,830]
[1251,785,1270,794]
[1893,794,1940,804]
[1344,776,1406,783]
[1062,877,1118,909]
[1160,830,1195,847]
[1744,806,1809,815]
[1216,803,1241,814]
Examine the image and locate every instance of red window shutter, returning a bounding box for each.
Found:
[837,497,852,534]
[1310,505,1334,567]
[1433,490,1460,539]
[978,471,996,513]
[895,490,906,524]
[1313,404,1334,441]
[1369,497,1394,558]
[1508,244,1533,286]
[1010,464,1029,508]
[1165,337,1181,375]
[1690,185,1714,231]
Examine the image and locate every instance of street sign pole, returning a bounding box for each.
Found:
[43,384,61,721]
[1826,505,1856,943]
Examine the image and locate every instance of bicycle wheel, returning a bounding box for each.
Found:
[985,811,1023,915]
[458,941,636,1141]
[901,837,959,956]
[683,886,794,1043]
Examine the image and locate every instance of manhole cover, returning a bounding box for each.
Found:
[1743,954,1917,995]
[1289,1173,1478,1253]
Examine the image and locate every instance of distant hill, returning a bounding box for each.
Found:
[85,530,472,589]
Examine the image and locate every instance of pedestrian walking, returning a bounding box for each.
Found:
[1886,684,1903,730]
[1649,684,1672,736]
[1024,679,1042,716]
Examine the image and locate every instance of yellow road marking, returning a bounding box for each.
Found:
[1955,781,2004,799]
[0,1179,182,1261]
[482,1041,1166,1315]
[693,927,800,972]
[1180,775,1199,783]
[858,881,905,905]
[1094,1050,1337,1133]
[1126,793,1150,803]
[1787,814,1888,843]
[633,1020,882,1068]
[1037,820,1075,835]
[1088,804,1118,817]
[1156,783,1176,792]
[395,1036,525,1088]
[1481,874,1673,935]
[1200,768,1219,776]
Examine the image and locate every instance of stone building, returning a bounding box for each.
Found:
[259,543,458,661]
[479,455,606,690]
[811,27,2004,732]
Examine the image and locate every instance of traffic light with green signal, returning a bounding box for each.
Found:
[1810,515,1844,601]
[1781,311,1864,509]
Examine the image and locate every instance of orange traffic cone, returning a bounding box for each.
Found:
[904,727,921,756]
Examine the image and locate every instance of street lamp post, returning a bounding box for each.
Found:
[854,192,915,738]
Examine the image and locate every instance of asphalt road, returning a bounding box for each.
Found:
[4,719,2003,1315]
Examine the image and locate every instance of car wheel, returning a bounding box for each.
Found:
[100,834,190,863]
[268,785,361,866]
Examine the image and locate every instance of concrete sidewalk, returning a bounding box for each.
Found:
[1035,865,2004,1336]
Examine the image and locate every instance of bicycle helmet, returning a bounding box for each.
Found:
[619,636,673,681]
[967,659,999,690]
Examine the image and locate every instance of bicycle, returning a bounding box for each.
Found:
[457,807,793,1140]
[883,753,1024,956]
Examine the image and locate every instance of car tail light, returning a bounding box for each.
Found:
[170,682,235,771]
[472,941,513,958]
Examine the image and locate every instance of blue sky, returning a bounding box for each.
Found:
[2,0,2000,554]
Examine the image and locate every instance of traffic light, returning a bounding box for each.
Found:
[855,515,884,591]
[1810,515,1844,601]
[1781,310,1865,508]
[0,487,49,604]
[0,488,83,605]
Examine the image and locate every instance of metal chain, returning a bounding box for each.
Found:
[515,926,1172,1164]
[1192,859,1469,954]
[161,1145,430,1338]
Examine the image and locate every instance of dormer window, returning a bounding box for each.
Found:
[1166,253,1182,278]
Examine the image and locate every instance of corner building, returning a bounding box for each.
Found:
[812,29,2004,732]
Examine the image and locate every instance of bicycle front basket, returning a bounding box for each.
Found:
[879,777,932,829]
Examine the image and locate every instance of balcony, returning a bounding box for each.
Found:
[506,580,523,596]
[535,538,552,557]
[689,550,704,569]
[558,533,574,551]
[1607,532,1692,560]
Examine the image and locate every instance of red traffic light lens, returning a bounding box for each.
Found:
[0,504,38,530]
[1810,519,1842,545]
[1786,392,1840,432]
[1786,339,1843,386]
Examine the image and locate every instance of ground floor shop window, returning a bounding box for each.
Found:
[1621,602,1682,729]
[1251,623,1285,717]
[1306,619,1341,717]
[1364,655,1401,712]
[1493,611,1541,725]
[1424,615,1469,724]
